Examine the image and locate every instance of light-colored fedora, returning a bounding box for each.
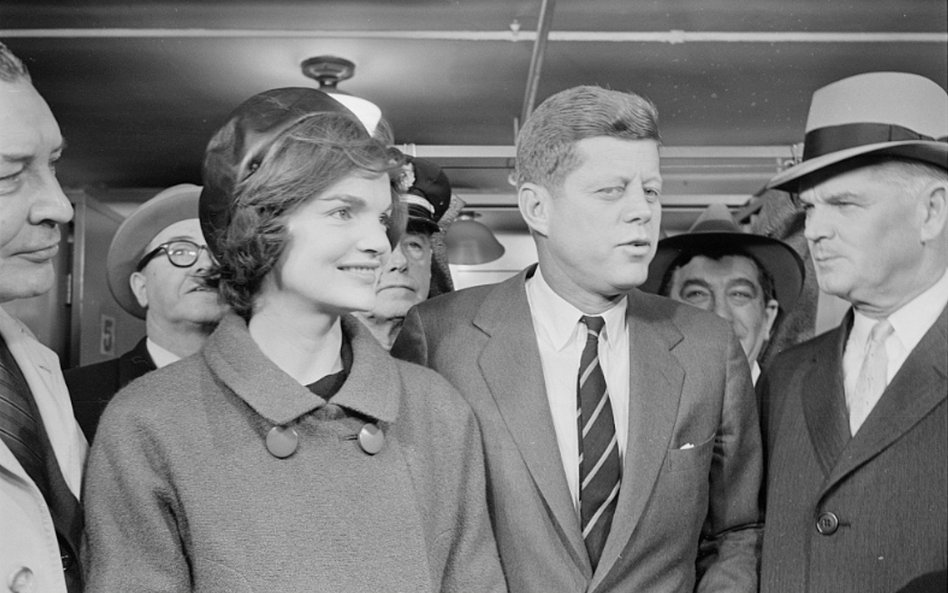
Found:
[767,71,948,192]
[107,183,202,319]
[641,203,805,311]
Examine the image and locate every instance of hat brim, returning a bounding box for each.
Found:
[767,140,948,193]
[641,231,805,311]
[406,216,440,235]
[107,185,202,319]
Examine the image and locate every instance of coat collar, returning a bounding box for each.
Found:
[118,337,156,387]
[800,313,853,476]
[203,313,401,426]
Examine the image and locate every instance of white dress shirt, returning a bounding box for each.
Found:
[843,268,948,407]
[146,338,182,369]
[525,267,630,511]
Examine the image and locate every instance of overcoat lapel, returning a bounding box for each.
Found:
[593,290,683,586]
[822,305,948,496]
[473,268,589,572]
[801,318,852,477]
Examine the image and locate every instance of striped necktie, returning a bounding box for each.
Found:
[0,336,84,591]
[577,315,621,569]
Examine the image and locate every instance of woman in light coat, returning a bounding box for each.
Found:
[83,87,506,593]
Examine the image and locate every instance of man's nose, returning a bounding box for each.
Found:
[386,242,410,272]
[713,297,734,321]
[29,171,74,227]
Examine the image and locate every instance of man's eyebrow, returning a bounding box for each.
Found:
[2,139,68,163]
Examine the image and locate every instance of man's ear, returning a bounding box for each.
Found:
[518,182,552,237]
[762,299,780,340]
[129,271,149,309]
[919,182,948,243]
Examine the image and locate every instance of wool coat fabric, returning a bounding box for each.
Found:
[64,337,156,442]
[83,313,506,593]
[391,266,763,593]
[759,305,947,593]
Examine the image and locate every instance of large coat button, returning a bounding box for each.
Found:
[266,426,299,458]
[816,511,839,535]
[7,565,36,593]
[358,423,385,455]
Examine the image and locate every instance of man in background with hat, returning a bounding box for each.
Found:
[354,155,452,350]
[0,41,85,593]
[643,203,804,383]
[758,72,947,593]
[65,183,224,441]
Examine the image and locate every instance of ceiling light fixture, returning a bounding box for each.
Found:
[445,212,506,265]
[301,55,381,135]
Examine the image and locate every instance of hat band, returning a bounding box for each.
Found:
[803,122,944,160]
[401,193,436,215]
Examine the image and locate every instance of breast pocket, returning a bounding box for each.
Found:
[663,434,715,473]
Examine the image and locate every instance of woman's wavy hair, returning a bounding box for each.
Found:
[215,112,405,319]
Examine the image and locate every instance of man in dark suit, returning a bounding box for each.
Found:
[65,184,223,441]
[392,85,762,592]
[759,72,948,593]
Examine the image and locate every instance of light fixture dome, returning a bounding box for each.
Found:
[445,212,505,265]
[301,55,381,135]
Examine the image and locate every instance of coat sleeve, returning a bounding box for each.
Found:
[696,330,763,593]
[82,398,191,593]
[391,305,430,366]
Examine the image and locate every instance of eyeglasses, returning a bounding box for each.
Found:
[136,240,213,271]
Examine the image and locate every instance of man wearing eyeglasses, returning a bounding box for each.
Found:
[65,184,224,441]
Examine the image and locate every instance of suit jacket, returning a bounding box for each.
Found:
[0,305,86,593]
[392,266,762,593]
[64,337,155,442]
[758,305,948,593]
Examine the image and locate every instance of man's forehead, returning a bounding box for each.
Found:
[676,254,763,283]
[0,81,63,160]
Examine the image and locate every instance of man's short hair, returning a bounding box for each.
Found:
[515,85,660,191]
[215,111,402,319]
[0,42,31,83]
[658,247,778,306]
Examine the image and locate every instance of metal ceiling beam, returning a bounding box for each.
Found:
[3,28,943,43]
[520,0,556,126]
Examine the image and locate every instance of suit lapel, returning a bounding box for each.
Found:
[822,305,948,495]
[801,317,852,477]
[594,291,684,584]
[474,268,589,571]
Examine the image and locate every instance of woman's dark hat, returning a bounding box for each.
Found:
[641,203,805,311]
[767,72,948,193]
[393,156,452,234]
[199,87,354,259]
[108,184,202,319]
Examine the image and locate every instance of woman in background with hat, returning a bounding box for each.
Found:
[82,87,505,593]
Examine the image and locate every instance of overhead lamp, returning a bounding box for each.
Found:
[445,212,506,265]
[301,55,381,135]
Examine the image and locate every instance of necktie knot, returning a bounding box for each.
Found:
[581,315,606,340]
[867,318,894,347]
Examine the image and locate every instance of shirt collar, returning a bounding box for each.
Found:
[146,337,181,368]
[852,267,948,352]
[526,266,628,352]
